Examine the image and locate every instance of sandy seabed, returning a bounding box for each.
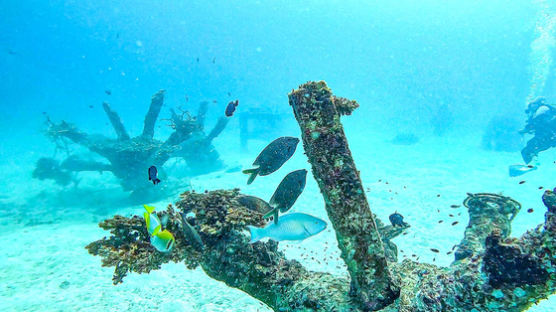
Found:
[1,129,555,312]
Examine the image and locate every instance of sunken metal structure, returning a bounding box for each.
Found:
[36,91,227,196]
[87,82,555,311]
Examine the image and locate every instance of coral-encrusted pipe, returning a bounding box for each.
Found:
[288,81,399,310]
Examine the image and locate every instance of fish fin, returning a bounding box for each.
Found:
[156,229,175,240]
[143,212,150,229]
[273,210,279,225]
[154,178,161,184]
[248,225,263,244]
[152,225,161,236]
[263,208,276,220]
[242,168,259,185]
[143,204,155,214]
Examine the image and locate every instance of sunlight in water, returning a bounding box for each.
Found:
[528,0,556,105]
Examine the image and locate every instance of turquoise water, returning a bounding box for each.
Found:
[1,1,555,311]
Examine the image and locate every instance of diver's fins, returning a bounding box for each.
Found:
[242,168,260,185]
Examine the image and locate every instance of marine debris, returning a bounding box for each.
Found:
[87,81,555,311]
[37,92,227,196]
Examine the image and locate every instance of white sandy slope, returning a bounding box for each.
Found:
[0,129,555,311]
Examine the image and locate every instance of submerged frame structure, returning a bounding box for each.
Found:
[87,81,555,311]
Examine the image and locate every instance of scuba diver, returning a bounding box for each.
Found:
[519,97,556,164]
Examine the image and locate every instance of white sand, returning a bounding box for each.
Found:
[0,129,554,311]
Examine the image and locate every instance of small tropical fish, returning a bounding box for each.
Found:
[527,208,534,213]
[430,248,439,253]
[148,165,161,185]
[236,195,271,214]
[143,204,162,235]
[248,213,326,243]
[105,89,111,95]
[264,169,308,224]
[143,205,175,252]
[179,212,204,252]
[225,100,239,117]
[389,212,407,227]
[509,164,537,177]
[150,229,175,253]
[243,137,299,185]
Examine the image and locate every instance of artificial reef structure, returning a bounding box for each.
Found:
[87,82,555,311]
[34,91,227,197]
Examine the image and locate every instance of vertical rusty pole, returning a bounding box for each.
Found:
[289,81,398,310]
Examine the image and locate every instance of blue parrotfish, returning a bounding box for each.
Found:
[248,212,326,243]
[509,164,537,177]
[243,136,299,185]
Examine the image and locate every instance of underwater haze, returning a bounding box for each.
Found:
[1,0,555,311]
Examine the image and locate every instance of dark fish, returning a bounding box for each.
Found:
[89,105,94,109]
[243,137,300,185]
[148,165,161,185]
[389,212,407,227]
[225,100,239,117]
[450,204,460,208]
[196,57,199,63]
[179,212,204,251]
[431,248,439,253]
[519,180,526,184]
[264,169,308,224]
[539,186,543,190]
[212,57,216,63]
[527,208,534,213]
[451,221,459,226]
[236,195,271,214]
[105,89,111,95]
[438,220,443,223]
[227,92,231,97]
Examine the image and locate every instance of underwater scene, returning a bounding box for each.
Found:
[1,1,556,311]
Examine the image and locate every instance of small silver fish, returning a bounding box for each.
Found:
[248,212,326,243]
[509,164,537,177]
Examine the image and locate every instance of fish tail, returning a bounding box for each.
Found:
[247,225,263,244]
[242,168,259,185]
[263,208,276,220]
[154,178,161,185]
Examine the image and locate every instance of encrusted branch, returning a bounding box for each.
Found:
[142,90,165,139]
[87,190,359,311]
[289,81,398,309]
[205,117,228,144]
[454,193,520,260]
[102,102,130,141]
